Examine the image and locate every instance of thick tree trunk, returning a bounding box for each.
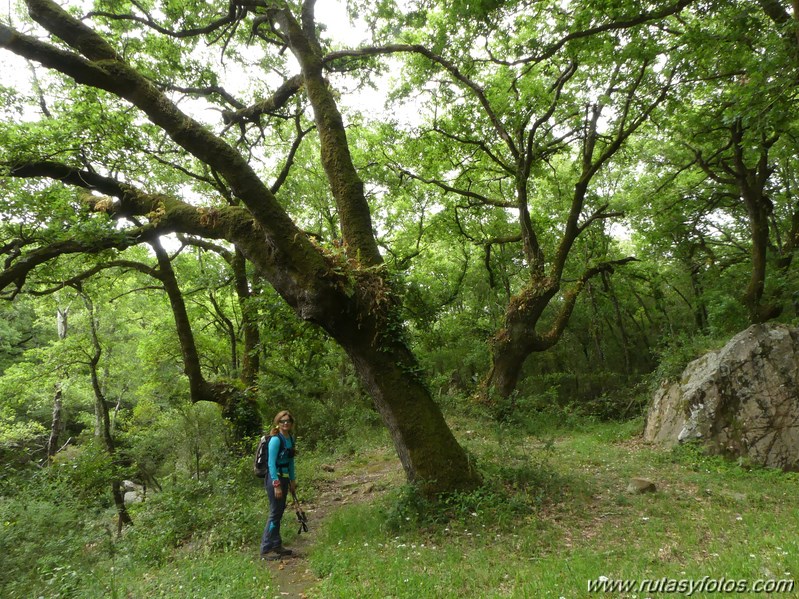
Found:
[478,279,559,404]
[742,191,780,323]
[263,8,477,493]
[481,282,594,404]
[229,237,481,494]
[483,345,529,404]
[480,258,634,403]
[337,318,479,495]
[728,122,782,324]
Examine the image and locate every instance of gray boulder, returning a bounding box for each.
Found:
[122,480,144,493]
[122,480,146,504]
[644,323,799,470]
[124,491,143,505]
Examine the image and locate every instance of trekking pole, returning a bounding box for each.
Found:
[291,488,309,535]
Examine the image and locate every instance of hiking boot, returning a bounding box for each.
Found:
[273,546,293,556]
[260,552,280,561]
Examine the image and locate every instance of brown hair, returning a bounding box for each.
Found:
[269,410,295,437]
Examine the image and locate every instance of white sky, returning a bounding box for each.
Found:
[316,1,370,45]
[1,1,404,124]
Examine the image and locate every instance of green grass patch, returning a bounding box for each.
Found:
[305,417,798,598]
[83,550,274,598]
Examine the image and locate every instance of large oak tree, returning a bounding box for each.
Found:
[0,0,478,495]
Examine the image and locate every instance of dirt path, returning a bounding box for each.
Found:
[261,456,402,598]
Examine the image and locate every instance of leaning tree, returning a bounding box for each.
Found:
[0,0,479,495]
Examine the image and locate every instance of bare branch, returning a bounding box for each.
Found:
[86,2,242,39]
[522,62,578,173]
[176,234,234,263]
[221,75,304,125]
[394,166,515,208]
[426,126,514,175]
[538,257,638,349]
[578,204,626,234]
[7,160,223,235]
[517,0,695,66]
[271,115,314,194]
[325,44,518,157]
[162,83,245,110]
[0,231,160,298]
[27,260,159,295]
[3,1,308,254]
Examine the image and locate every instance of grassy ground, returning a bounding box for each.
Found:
[3,413,797,598]
[305,415,798,598]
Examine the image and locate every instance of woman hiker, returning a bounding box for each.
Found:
[260,410,297,559]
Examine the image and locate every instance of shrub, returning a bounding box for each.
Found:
[122,454,262,565]
[646,331,728,392]
[0,469,110,598]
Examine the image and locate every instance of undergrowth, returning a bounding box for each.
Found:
[2,412,797,598]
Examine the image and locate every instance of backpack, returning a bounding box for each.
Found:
[253,435,269,478]
[253,434,295,478]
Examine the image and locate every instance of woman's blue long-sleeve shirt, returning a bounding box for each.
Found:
[267,434,295,481]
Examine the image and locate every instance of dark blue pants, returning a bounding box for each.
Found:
[260,478,288,554]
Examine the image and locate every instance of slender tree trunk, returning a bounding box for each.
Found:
[208,292,238,374]
[775,196,799,270]
[46,306,69,460]
[78,289,133,529]
[588,285,608,367]
[46,385,63,459]
[688,262,708,332]
[603,272,631,374]
[232,249,260,387]
[151,240,262,440]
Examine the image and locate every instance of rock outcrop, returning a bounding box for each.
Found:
[644,323,799,470]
